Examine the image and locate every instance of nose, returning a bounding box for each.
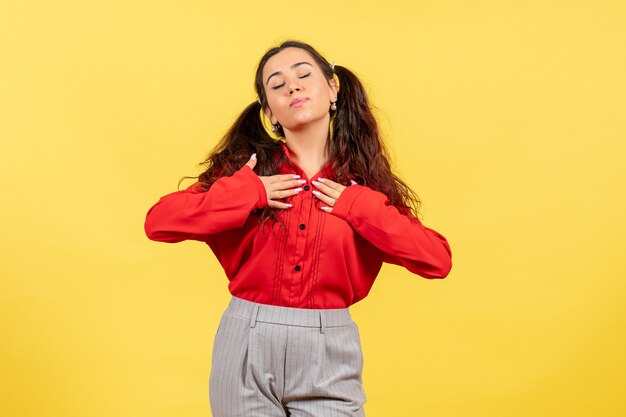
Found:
[287,77,302,95]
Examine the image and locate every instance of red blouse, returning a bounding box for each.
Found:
[144,144,452,309]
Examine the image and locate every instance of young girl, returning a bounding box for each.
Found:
[144,40,452,417]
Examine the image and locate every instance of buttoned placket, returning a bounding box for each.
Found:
[276,142,332,307]
[287,175,315,305]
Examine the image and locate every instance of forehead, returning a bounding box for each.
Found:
[262,47,318,78]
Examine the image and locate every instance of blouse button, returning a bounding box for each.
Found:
[299,224,306,230]
[294,265,301,272]
[303,185,310,191]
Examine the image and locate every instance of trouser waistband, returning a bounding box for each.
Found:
[225,296,354,334]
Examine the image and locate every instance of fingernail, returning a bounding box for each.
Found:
[350,180,357,185]
[317,177,326,182]
[320,206,331,212]
[312,190,321,196]
[298,180,307,184]
[285,204,293,208]
[251,153,257,160]
[294,188,303,192]
[293,175,301,179]
[312,181,320,186]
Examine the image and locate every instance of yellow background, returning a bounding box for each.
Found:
[2,1,625,416]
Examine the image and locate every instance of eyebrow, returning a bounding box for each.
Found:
[265,62,313,86]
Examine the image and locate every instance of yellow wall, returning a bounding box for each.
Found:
[2,1,625,416]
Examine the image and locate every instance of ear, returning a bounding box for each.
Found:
[264,106,277,125]
[328,78,338,101]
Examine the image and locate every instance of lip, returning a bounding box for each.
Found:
[290,97,308,107]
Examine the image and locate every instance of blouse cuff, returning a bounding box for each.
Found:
[239,164,268,209]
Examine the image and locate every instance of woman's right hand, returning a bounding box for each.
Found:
[245,153,305,209]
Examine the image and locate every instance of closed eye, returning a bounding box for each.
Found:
[271,73,311,90]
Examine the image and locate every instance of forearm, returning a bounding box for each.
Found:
[144,165,267,242]
[332,185,452,278]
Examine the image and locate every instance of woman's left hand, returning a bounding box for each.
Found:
[311,178,357,213]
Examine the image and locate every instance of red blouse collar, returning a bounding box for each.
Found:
[277,141,335,181]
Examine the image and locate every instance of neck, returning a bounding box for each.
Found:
[283,116,331,179]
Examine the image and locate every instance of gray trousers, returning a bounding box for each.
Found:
[209,296,367,417]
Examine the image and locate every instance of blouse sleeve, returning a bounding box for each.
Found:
[144,165,268,243]
[331,184,452,278]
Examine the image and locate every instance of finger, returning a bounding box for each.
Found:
[268,200,293,210]
[312,189,336,206]
[245,153,257,169]
[269,187,303,200]
[268,173,302,183]
[271,179,307,191]
[315,177,347,193]
[311,180,342,199]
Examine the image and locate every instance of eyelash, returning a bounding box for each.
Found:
[272,73,311,90]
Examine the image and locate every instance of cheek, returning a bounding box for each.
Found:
[266,95,286,118]
[265,93,280,112]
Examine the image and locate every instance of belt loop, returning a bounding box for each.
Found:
[249,304,260,328]
[319,311,326,334]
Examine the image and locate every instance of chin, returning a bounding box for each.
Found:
[283,112,329,130]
